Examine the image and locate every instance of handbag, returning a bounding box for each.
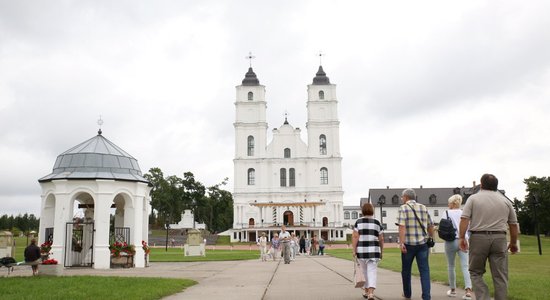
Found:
[407,203,435,248]
[353,257,366,288]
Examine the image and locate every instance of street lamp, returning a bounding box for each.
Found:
[378,195,386,229]
[532,194,542,255]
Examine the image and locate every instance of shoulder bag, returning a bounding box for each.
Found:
[407,203,435,248]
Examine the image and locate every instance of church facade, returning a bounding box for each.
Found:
[230,65,346,242]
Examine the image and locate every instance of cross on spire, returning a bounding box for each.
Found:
[318,51,324,65]
[284,110,289,124]
[245,51,256,68]
[97,115,104,135]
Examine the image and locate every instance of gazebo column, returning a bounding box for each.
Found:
[94,194,113,269]
[51,191,71,264]
[132,195,145,267]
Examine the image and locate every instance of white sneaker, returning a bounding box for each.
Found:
[447,290,457,297]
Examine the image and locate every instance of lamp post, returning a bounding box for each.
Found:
[532,194,542,255]
[378,195,386,229]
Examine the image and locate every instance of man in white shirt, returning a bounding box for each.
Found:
[279,225,291,264]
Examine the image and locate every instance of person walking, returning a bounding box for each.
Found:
[397,188,434,300]
[270,234,280,261]
[352,203,384,300]
[459,174,519,300]
[258,232,268,262]
[305,236,311,255]
[311,234,318,256]
[24,239,41,276]
[279,225,292,264]
[318,236,326,255]
[299,235,306,255]
[444,195,473,299]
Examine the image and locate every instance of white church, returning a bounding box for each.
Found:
[230,64,346,242]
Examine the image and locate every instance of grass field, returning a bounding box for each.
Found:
[0,276,195,300]
[150,248,259,262]
[329,235,550,300]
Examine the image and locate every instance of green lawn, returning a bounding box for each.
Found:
[150,248,259,262]
[0,276,195,300]
[329,235,550,300]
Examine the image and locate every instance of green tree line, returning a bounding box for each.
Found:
[144,167,233,233]
[0,213,40,235]
[514,176,550,236]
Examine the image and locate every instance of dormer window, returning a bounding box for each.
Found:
[319,90,325,100]
[248,91,253,101]
[392,194,399,205]
[284,148,291,158]
[429,194,437,204]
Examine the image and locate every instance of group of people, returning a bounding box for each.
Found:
[257,226,326,264]
[352,173,519,300]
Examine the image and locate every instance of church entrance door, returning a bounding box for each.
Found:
[283,211,294,226]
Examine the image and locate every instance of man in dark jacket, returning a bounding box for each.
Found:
[24,239,41,275]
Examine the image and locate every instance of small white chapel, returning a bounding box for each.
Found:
[38,129,151,269]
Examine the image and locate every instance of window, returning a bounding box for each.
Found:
[284,148,291,158]
[429,194,437,204]
[382,210,387,217]
[247,136,254,156]
[319,134,327,155]
[280,168,286,187]
[351,211,358,219]
[247,168,255,185]
[247,91,253,101]
[320,167,328,185]
[289,168,295,187]
[344,211,350,219]
[319,90,325,100]
[434,210,439,217]
[382,223,387,230]
[392,194,399,204]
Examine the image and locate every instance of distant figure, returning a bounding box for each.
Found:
[388,236,393,243]
[279,225,291,264]
[444,195,472,299]
[460,174,519,300]
[258,232,268,262]
[311,235,318,256]
[352,203,384,300]
[170,238,175,247]
[299,235,306,255]
[290,232,298,260]
[305,237,311,255]
[24,239,41,276]
[270,234,280,261]
[398,188,434,300]
[318,236,325,255]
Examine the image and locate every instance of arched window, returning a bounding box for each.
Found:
[248,91,253,101]
[247,136,254,156]
[247,168,255,185]
[392,194,399,205]
[351,211,358,219]
[320,167,328,185]
[344,211,350,219]
[280,168,287,187]
[289,168,295,187]
[319,90,325,100]
[319,134,327,155]
[284,148,291,158]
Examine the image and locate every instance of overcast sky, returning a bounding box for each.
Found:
[1,1,549,216]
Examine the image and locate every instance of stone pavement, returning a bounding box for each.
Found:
[5,254,473,300]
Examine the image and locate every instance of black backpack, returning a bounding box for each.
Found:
[438,211,457,241]
[0,256,16,266]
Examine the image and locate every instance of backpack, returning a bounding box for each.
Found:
[0,256,16,266]
[438,211,457,241]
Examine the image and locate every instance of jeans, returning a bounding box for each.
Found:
[402,243,431,300]
[469,233,508,300]
[318,246,325,255]
[445,240,472,289]
[282,242,291,263]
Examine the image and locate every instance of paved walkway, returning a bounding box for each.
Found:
[5,255,473,300]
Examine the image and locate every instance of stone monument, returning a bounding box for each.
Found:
[184,229,205,256]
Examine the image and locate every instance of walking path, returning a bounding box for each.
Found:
[5,254,473,300]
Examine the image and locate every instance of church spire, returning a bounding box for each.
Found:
[312,65,330,85]
[242,52,260,86]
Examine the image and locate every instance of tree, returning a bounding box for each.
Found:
[522,176,550,236]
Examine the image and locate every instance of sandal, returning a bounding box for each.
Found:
[447,290,457,297]
[462,292,472,300]
[362,288,369,299]
[367,294,375,300]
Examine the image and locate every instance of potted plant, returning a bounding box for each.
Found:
[40,241,52,261]
[109,242,136,267]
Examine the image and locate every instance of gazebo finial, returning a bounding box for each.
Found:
[97,116,104,135]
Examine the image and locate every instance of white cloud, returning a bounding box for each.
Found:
[1,0,550,216]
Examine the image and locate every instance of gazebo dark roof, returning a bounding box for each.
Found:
[39,132,148,183]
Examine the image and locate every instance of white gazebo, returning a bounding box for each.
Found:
[38,129,151,269]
